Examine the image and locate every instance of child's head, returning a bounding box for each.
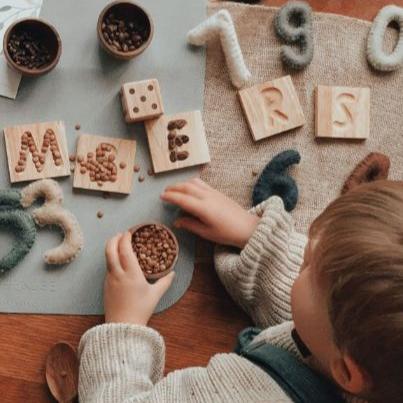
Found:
[291,180,403,402]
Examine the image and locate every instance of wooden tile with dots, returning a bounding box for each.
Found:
[120,79,164,123]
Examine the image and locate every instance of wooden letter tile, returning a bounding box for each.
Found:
[238,75,305,141]
[120,79,164,123]
[4,121,70,183]
[145,111,210,174]
[73,134,136,194]
[315,85,370,139]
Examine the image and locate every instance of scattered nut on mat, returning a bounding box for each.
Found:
[97,211,104,219]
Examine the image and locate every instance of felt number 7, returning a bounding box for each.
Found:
[274,1,314,70]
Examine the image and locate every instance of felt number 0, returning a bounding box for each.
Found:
[274,1,314,70]
[367,5,403,71]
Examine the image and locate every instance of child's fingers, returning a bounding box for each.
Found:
[190,177,212,190]
[153,271,175,298]
[160,191,205,218]
[174,217,210,239]
[118,232,143,276]
[105,233,124,273]
[164,181,204,199]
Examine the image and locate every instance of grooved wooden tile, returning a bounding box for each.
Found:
[73,134,136,194]
[315,85,370,139]
[145,111,210,173]
[238,75,305,141]
[4,121,70,183]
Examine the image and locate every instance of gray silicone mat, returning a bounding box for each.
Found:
[0,0,206,314]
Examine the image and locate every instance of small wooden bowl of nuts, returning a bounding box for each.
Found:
[130,223,179,281]
[3,18,62,77]
[97,1,154,60]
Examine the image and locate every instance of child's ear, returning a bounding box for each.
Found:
[330,354,367,395]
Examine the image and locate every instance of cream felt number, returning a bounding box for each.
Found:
[367,5,403,72]
[20,179,84,265]
[0,179,83,273]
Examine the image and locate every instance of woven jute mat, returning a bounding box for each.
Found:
[201,2,403,232]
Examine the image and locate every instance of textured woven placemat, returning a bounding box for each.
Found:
[201,2,403,232]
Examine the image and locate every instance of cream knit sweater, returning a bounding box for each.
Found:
[78,196,321,402]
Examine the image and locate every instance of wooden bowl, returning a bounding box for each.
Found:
[97,1,154,60]
[129,222,179,281]
[3,18,62,77]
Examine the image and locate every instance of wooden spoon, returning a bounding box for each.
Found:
[45,342,79,403]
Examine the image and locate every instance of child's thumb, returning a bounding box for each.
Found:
[154,271,175,297]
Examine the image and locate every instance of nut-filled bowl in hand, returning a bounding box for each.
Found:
[97,1,154,60]
[130,223,179,281]
[3,18,62,77]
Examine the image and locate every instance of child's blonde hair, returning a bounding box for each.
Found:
[309,180,403,403]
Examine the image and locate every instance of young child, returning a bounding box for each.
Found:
[78,178,403,402]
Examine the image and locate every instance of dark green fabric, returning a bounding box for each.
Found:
[235,327,345,403]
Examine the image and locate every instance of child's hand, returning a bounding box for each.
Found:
[104,232,175,325]
[161,178,259,249]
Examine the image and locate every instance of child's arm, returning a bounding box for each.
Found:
[79,232,172,402]
[161,179,308,328]
[78,232,294,402]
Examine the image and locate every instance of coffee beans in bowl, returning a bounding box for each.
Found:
[97,1,154,60]
[3,18,62,77]
[130,223,179,280]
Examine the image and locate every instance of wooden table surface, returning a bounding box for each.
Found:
[1,1,400,401]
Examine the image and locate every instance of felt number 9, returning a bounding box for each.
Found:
[274,1,314,70]
[367,5,403,71]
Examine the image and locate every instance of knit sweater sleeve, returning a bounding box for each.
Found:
[78,323,165,402]
[214,196,307,328]
[78,322,296,403]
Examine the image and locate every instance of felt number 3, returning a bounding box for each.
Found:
[0,179,83,274]
[274,1,314,70]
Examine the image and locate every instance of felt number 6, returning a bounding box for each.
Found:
[274,1,314,70]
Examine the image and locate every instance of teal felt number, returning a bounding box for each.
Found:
[252,150,301,212]
[274,1,314,70]
[0,190,36,274]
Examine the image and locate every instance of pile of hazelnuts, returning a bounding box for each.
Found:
[76,143,124,187]
[101,12,149,53]
[132,224,178,278]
